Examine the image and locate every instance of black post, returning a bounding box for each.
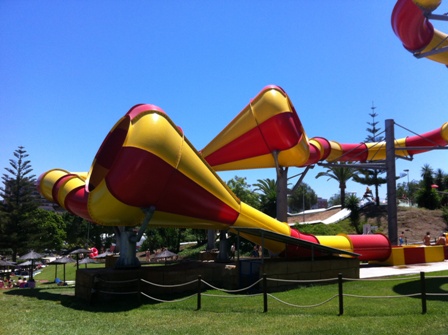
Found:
[263,273,268,313]
[137,277,141,305]
[385,119,398,245]
[338,273,344,316]
[197,275,202,310]
[420,272,427,314]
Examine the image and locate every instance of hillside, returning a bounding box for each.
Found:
[362,205,446,244]
[289,205,447,244]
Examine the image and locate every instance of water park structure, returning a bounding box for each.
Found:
[36,0,448,296]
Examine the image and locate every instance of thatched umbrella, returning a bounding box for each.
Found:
[0,259,16,266]
[19,251,43,281]
[19,250,44,260]
[154,250,178,264]
[78,257,98,268]
[0,260,16,277]
[19,260,42,267]
[50,256,75,283]
[69,248,91,270]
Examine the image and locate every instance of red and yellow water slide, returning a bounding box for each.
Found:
[392,0,448,65]
[38,85,448,261]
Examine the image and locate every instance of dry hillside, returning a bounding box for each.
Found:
[288,206,447,244]
[363,206,446,244]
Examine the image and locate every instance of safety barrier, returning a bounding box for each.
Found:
[91,272,448,315]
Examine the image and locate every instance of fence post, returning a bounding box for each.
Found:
[263,273,268,313]
[197,275,202,310]
[137,277,141,305]
[338,273,344,316]
[420,272,427,314]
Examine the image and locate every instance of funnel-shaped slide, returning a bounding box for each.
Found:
[201,86,448,170]
[38,104,306,255]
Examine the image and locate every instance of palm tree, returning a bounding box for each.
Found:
[416,164,440,209]
[345,194,362,234]
[315,162,358,208]
[421,164,434,189]
[253,178,277,218]
[352,169,386,206]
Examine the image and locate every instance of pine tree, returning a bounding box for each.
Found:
[353,103,387,206]
[0,146,40,261]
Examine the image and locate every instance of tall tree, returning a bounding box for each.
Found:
[415,164,440,209]
[433,168,447,206]
[288,183,317,213]
[315,162,357,208]
[0,146,40,261]
[253,178,277,218]
[345,194,362,234]
[353,103,387,206]
[226,176,260,209]
[62,212,114,250]
[27,209,66,252]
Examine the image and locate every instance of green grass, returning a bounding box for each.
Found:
[1,266,448,335]
[33,262,105,283]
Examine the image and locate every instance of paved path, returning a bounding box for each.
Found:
[360,260,448,278]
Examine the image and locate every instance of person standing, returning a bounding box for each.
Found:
[423,232,431,246]
[399,232,405,246]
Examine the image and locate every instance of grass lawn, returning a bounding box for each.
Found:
[1,265,448,335]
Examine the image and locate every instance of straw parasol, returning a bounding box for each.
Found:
[19,250,44,281]
[154,250,178,264]
[0,259,16,277]
[49,256,75,283]
[70,248,92,270]
[0,259,16,267]
[77,257,98,268]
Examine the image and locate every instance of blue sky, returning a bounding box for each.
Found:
[1,1,447,203]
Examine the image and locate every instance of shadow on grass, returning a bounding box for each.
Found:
[3,286,144,312]
[393,277,448,302]
[3,285,200,312]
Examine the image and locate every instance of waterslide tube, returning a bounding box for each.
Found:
[392,0,448,66]
[38,104,319,255]
[316,234,391,262]
[200,86,448,171]
[38,104,393,261]
[201,85,311,170]
[341,234,391,262]
[38,88,448,261]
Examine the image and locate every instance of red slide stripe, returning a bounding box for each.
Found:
[106,147,239,224]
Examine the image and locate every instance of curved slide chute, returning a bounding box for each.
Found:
[200,86,448,171]
[392,0,448,66]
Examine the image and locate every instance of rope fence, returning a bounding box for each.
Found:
[91,271,448,315]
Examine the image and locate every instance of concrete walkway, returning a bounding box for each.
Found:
[360,260,448,278]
